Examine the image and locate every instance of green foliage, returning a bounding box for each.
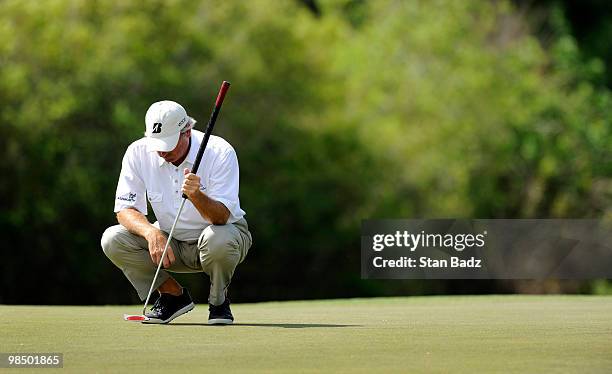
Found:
[592,279,612,295]
[0,0,610,303]
[324,0,611,219]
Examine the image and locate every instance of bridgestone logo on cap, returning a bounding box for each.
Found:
[152,123,162,133]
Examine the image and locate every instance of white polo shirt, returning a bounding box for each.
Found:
[114,129,246,241]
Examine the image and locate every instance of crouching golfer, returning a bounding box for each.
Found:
[101,100,252,324]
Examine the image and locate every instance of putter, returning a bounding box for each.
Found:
[124,81,231,322]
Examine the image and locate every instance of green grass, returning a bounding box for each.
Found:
[1,296,611,373]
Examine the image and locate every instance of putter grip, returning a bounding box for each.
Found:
[182,81,231,199]
[215,81,231,107]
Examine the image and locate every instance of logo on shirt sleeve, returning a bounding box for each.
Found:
[117,192,137,202]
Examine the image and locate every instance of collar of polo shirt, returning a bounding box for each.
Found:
[157,134,199,167]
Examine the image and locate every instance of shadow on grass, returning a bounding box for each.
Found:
[168,323,359,328]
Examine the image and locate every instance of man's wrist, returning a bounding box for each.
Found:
[191,189,205,202]
[143,226,160,241]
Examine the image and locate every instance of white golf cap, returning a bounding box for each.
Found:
[144,100,190,152]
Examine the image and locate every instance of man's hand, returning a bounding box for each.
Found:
[145,228,176,268]
[181,168,230,225]
[182,168,202,200]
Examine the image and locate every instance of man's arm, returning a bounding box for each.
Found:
[182,169,230,225]
[116,208,176,268]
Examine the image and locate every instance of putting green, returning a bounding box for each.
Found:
[1,296,611,373]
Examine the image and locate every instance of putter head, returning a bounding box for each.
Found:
[123,314,150,322]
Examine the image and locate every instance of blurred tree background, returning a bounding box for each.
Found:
[0,0,610,304]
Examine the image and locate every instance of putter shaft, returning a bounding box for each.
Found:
[142,198,187,315]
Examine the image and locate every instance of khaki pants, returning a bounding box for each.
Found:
[101,218,252,305]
